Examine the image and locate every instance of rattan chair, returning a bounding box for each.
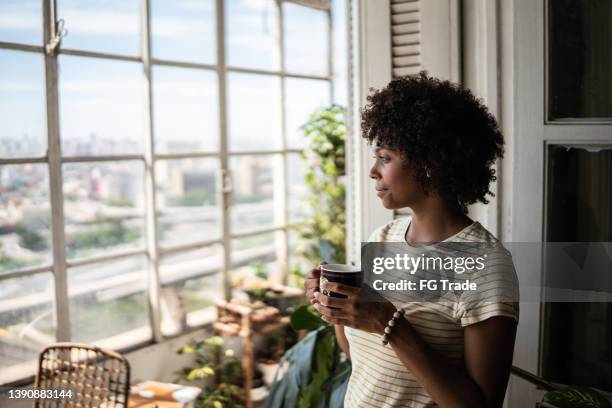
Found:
[34,342,130,408]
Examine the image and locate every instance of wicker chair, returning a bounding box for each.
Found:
[34,342,130,407]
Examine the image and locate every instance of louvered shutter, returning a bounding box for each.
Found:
[391,0,460,81]
[391,0,422,78]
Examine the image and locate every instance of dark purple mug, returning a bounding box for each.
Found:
[320,264,363,300]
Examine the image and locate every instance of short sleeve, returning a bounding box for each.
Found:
[457,246,520,327]
[366,217,411,243]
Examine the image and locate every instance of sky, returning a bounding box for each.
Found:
[0,0,341,158]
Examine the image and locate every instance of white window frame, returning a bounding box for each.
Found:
[0,0,335,383]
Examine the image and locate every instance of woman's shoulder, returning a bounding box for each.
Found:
[367,216,411,242]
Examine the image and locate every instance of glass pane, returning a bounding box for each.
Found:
[68,256,151,345]
[287,153,311,223]
[151,0,216,64]
[59,56,146,156]
[153,66,219,154]
[548,1,612,119]
[231,232,282,286]
[155,158,220,247]
[226,0,279,70]
[63,161,145,260]
[0,50,47,158]
[542,145,612,390]
[159,246,223,334]
[285,78,330,149]
[58,0,140,56]
[0,273,56,383]
[0,164,52,274]
[227,73,281,151]
[0,0,42,45]
[283,3,329,76]
[230,155,277,233]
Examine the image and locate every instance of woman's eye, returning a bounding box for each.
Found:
[379,155,391,162]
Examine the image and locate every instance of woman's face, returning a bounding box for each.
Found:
[368,146,426,209]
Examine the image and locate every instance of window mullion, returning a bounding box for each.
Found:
[278,1,290,285]
[141,0,163,343]
[328,8,335,102]
[44,0,71,342]
[216,0,232,301]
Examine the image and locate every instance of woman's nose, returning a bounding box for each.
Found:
[369,163,379,180]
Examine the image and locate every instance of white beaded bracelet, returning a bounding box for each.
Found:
[381,308,404,346]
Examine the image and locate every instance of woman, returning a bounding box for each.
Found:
[305,72,519,408]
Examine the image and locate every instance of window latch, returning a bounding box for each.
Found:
[220,169,234,208]
[45,19,68,56]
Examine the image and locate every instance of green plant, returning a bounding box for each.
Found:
[177,336,244,408]
[15,223,48,252]
[542,386,611,408]
[294,105,347,277]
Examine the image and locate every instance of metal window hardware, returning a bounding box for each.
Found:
[45,19,68,56]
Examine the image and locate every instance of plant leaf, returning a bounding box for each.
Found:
[543,386,612,408]
[290,304,327,331]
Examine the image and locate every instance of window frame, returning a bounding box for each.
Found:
[0,0,334,383]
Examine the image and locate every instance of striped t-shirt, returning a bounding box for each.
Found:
[344,216,519,408]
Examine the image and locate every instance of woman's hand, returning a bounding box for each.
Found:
[304,261,326,305]
[313,281,397,335]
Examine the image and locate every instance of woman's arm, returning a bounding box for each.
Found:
[334,324,350,359]
[387,315,516,408]
[314,282,517,408]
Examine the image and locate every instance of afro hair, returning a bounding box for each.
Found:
[361,71,504,214]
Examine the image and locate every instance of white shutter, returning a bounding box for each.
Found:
[391,0,460,82]
[391,0,422,78]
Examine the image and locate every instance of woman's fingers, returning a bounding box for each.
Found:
[314,292,348,309]
[320,281,360,297]
[304,261,327,301]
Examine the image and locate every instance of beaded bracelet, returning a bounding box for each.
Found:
[381,308,404,346]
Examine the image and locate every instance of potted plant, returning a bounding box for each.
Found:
[176,336,245,408]
[265,105,351,408]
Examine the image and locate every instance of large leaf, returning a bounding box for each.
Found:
[543,386,612,408]
[298,332,335,408]
[290,304,327,331]
[318,360,351,408]
[264,327,326,408]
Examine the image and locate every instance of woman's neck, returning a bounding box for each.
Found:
[405,199,472,244]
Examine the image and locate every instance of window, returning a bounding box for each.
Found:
[548,0,612,120]
[542,144,612,391]
[0,0,340,384]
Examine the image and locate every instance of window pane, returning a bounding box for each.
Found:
[0,0,42,45]
[226,0,279,70]
[68,256,151,346]
[231,232,282,286]
[159,246,223,335]
[0,50,47,158]
[285,78,331,149]
[59,56,146,156]
[0,272,55,383]
[283,3,329,75]
[542,145,612,390]
[58,0,140,56]
[287,153,311,223]
[230,155,277,233]
[549,1,612,119]
[156,158,220,248]
[227,73,281,151]
[151,0,216,64]
[63,161,145,260]
[153,66,219,154]
[0,164,52,274]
